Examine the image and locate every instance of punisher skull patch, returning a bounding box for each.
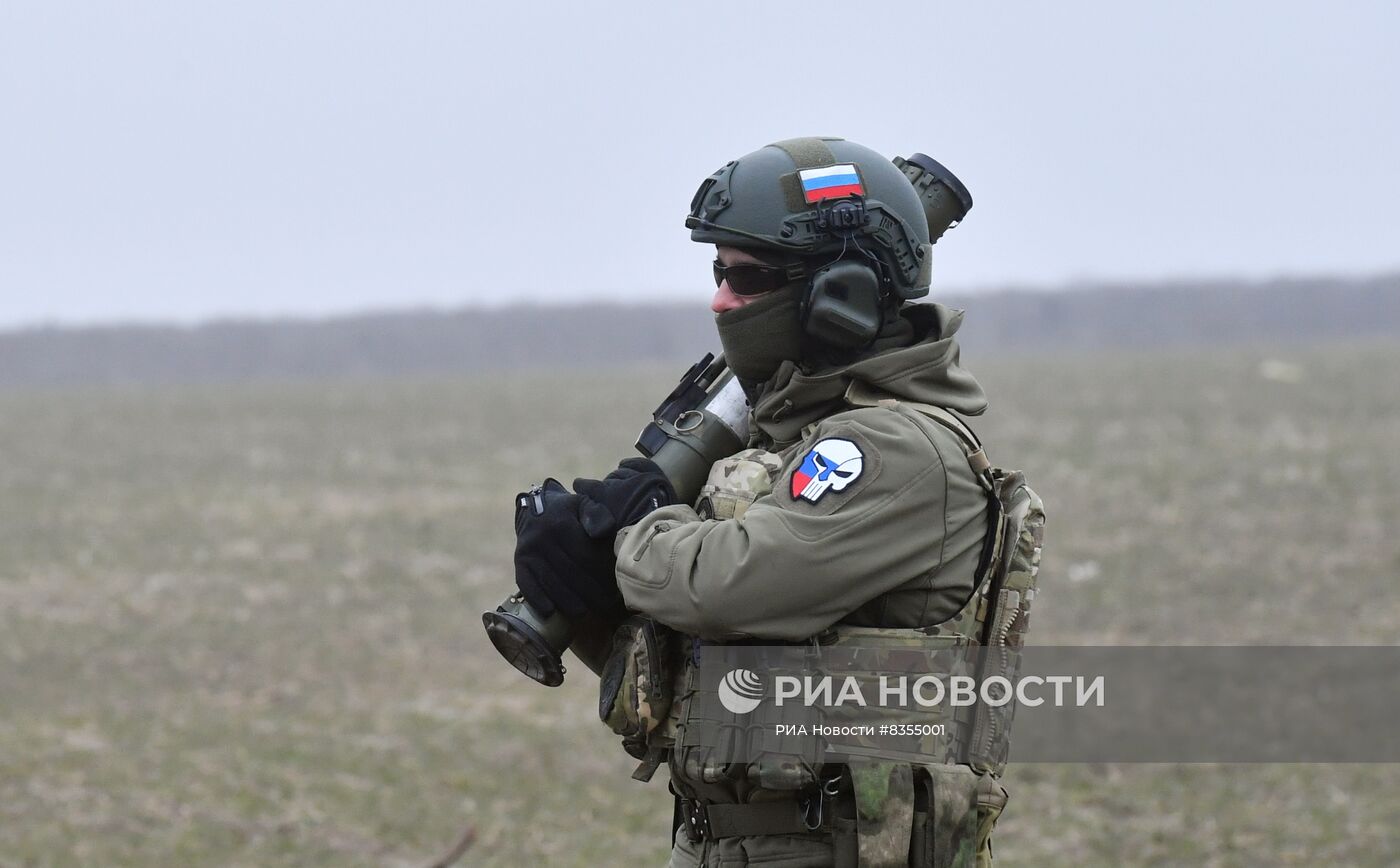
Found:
[791,438,864,503]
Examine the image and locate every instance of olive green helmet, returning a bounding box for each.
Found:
[686,137,967,301]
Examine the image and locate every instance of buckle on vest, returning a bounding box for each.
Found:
[681,798,711,843]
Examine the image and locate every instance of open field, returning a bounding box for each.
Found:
[2,340,1399,866]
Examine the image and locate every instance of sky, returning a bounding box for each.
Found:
[1,1,1397,327]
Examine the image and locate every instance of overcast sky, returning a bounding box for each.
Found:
[1,1,1397,327]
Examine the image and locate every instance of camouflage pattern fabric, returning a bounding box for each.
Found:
[851,762,915,868]
[993,471,1044,651]
[968,470,1045,776]
[924,764,979,867]
[598,616,677,774]
[972,773,1008,868]
[694,448,786,520]
[818,626,975,766]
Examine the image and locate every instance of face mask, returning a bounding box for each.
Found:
[714,284,805,385]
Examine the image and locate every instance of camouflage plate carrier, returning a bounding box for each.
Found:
[600,384,1045,867]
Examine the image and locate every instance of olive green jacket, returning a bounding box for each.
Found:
[615,304,990,641]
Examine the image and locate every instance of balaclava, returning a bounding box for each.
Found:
[713,283,805,386]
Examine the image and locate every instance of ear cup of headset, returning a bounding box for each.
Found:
[802,260,884,348]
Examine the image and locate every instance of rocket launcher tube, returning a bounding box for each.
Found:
[636,354,749,505]
[484,354,749,686]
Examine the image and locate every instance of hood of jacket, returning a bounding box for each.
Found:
[749,302,988,447]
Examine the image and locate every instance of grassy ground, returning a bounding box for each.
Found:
[1,341,1398,866]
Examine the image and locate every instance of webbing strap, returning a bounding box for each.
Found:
[843,382,993,484]
[632,744,666,782]
[904,403,991,476]
[689,798,812,838]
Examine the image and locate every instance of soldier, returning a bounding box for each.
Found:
[513,137,1030,867]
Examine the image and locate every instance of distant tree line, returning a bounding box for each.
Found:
[1,274,1397,386]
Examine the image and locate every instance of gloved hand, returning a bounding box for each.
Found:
[572,458,676,540]
[513,479,622,620]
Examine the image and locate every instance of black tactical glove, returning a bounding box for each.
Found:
[513,479,622,620]
[572,458,676,540]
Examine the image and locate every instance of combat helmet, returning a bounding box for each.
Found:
[687,137,972,347]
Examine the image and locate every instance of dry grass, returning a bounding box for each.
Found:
[1,342,1398,866]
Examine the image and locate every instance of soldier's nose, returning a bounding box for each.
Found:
[711,282,748,314]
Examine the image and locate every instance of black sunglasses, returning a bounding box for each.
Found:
[712,258,805,297]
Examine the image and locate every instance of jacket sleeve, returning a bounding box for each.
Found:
[613,407,953,641]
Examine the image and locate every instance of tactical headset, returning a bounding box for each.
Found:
[802,154,975,349]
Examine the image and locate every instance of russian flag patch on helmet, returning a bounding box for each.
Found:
[791,437,864,502]
[798,164,865,203]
